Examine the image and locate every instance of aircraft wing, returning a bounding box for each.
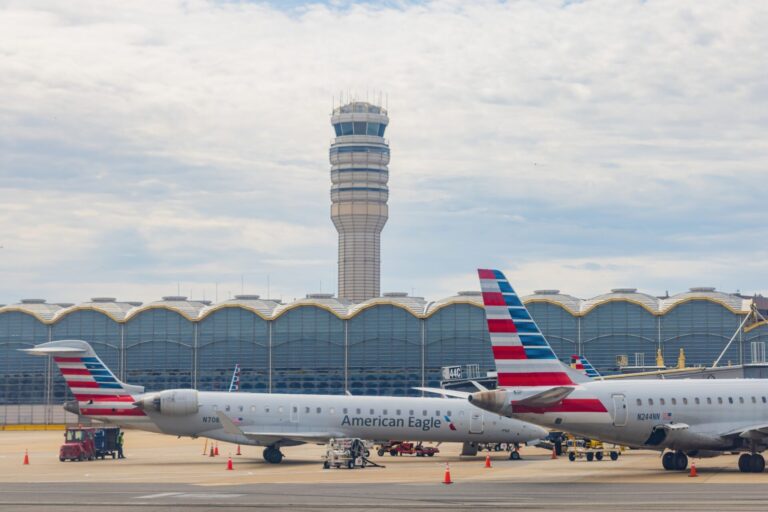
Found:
[216,411,337,445]
[412,387,469,398]
[719,424,768,440]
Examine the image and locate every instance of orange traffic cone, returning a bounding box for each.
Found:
[23,450,29,465]
[443,463,453,484]
[226,456,233,471]
[236,444,241,456]
[209,445,215,457]
[214,443,219,456]
[551,446,557,459]
[484,454,492,468]
[689,462,698,477]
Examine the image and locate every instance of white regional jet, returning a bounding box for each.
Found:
[25,339,547,464]
[466,268,768,473]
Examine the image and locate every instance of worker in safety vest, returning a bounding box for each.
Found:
[117,431,125,459]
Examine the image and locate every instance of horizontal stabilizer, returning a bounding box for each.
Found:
[413,387,469,398]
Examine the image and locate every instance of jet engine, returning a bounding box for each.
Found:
[134,389,199,416]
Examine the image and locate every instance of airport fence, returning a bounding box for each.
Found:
[0,404,80,426]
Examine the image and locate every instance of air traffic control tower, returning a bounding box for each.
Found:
[330,100,390,302]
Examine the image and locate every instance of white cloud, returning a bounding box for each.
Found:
[0,0,766,304]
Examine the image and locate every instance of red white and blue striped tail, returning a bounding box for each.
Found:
[478,268,576,388]
[571,354,601,378]
[23,340,146,418]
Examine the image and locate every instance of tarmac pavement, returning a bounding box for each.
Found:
[1,430,767,510]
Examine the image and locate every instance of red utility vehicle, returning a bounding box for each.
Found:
[59,426,120,462]
[60,427,96,462]
[377,441,439,457]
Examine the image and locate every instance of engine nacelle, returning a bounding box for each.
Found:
[135,389,199,416]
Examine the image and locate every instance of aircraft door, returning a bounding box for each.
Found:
[612,394,627,427]
[290,403,299,423]
[469,412,484,434]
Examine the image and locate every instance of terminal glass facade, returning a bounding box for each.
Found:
[1,297,767,408]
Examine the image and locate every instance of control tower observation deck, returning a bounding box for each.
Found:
[329,101,390,302]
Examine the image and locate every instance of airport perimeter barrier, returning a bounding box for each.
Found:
[0,404,80,428]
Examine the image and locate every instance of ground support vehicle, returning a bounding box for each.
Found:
[59,426,121,462]
[323,438,381,469]
[93,426,120,459]
[566,438,622,462]
[477,442,524,460]
[376,441,439,457]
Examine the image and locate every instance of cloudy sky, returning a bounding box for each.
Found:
[1,0,766,306]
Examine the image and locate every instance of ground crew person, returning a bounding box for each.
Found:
[117,431,125,459]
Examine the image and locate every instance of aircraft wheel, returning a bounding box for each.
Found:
[510,451,521,461]
[662,451,675,470]
[610,451,619,461]
[568,453,576,462]
[751,454,765,473]
[674,452,688,471]
[377,449,385,457]
[263,446,283,464]
[586,452,594,462]
[595,452,604,461]
[738,453,751,473]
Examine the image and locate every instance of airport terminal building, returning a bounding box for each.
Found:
[2,288,767,420]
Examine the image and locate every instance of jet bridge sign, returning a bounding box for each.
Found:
[442,366,462,381]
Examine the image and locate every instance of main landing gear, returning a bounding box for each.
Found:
[738,453,765,473]
[263,446,284,464]
[661,451,688,471]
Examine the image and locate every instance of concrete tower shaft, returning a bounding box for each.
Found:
[330,101,389,302]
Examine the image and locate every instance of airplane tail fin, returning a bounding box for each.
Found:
[23,340,145,417]
[571,354,601,378]
[478,269,575,388]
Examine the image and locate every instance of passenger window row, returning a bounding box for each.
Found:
[227,405,455,417]
[636,396,767,406]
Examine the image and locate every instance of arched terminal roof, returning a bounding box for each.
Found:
[272,293,352,318]
[582,288,661,314]
[0,287,754,323]
[0,299,63,321]
[524,290,582,315]
[660,288,751,314]
[519,287,751,316]
[426,291,483,315]
[53,298,141,322]
[131,296,209,320]
[202,294,280,319]
[350,292,427,316]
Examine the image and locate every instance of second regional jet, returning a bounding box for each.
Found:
[467,268,768,473]
[25,339,547,463]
